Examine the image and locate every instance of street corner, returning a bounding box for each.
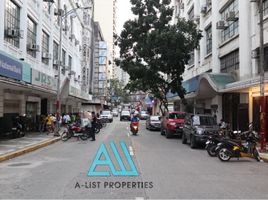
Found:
[0,137,61,162]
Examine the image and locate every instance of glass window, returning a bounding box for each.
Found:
[192,116,216,126]
[169,113,186,120]
[188,6,194,21]
[27,17,37,58]
[264,0,268,16]
[68,55,72,70]
[4,0,20,48]
[42,31,49,65]
[220,0,239,43]
[43,2,51,14]
[150,116,161,121]
[220,50,239,73]
[62,49,66,75]
[188,51,194,66]
[206,26,212,55]
[53,41,59,68]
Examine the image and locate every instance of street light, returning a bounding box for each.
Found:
[54,5,91,135]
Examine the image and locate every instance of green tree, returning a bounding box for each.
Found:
[116,0,202,114]
[109,79,130,105]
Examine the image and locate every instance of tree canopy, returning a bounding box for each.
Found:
[115,0,202,113]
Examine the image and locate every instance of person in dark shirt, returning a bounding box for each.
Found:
[91,111,97,141]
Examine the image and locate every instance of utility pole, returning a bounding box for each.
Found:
[259,0,266,151]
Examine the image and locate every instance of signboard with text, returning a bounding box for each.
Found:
[0,52,22,80]
[32,69,57,90]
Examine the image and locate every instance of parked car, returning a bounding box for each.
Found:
[146,116,161,131]
[100,110,113,123]
[161,112,186,138]
[182,114,219,148]
[140,111,149,120]
[120,110,131,121]
[112,109,119,117]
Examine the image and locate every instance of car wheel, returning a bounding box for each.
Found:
[182,132,187,144]
[165,129,172,139]
[190,135,197,149]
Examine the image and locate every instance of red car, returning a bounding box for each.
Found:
[161,112,186,138]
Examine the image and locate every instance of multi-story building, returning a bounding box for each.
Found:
[94,0,117,80]
[0,0,94,130]
[170,0,268,132]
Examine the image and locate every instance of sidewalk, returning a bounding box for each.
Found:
[0,132,60,162]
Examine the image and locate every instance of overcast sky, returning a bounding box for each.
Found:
[117,0,134,33]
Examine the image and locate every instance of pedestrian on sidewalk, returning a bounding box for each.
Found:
[90,111,97,141]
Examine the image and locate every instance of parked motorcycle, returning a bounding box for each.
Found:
[130,122,139,135]
[61,124,89,141]
[216,123,260,162]
[11,117,24,138]
[206,129,240,157]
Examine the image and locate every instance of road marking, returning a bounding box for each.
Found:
[135,197,144,200]
[129,146,134,156]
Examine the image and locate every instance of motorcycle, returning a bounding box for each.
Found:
[11,117,24,138]
[216,123,261,162]
[206,129,240,157]
[61,123,89,141]
[130,122,139,135]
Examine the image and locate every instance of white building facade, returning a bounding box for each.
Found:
[171,0,268,132]
[0,0,93,130]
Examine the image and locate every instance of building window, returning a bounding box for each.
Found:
[62,49,66,75]
[188,6,194,21]
[27,17,37,58]
[221,0,239,43]
[206,26,212,55]
[53,41,59,68]
[4,0,20,48]
[220,50,239,73]
[43,2,52,14]
[264,46,268,72]
[42,31,49,65]
[188,51,194,67]
[264,0,268,16]
[68,55,72,70]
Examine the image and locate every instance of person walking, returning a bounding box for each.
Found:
[91,111,97,141]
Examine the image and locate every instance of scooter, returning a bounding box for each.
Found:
[130,122,139,135]
[61,123,89,141]
[216,123,261,162]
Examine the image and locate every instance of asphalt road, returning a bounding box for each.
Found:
[1,118,268,199]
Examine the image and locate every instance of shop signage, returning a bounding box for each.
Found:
[0,51,22,80]
[69,86,92,101]
[32,69,57,90]
[22,62,31,83]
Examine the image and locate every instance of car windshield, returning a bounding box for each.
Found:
[141,111,147,114]
[192,116,216,126]
[169,113,185,119]
[150,116,160,121]
[122,111,130,115]
[102,111,111,115]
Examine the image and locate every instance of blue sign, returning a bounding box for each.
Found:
[99,57,107,65]
[22,62,32,83]
[88,142,139,177]
[0,52,22,80]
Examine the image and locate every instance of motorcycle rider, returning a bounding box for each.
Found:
[130,111,140,133]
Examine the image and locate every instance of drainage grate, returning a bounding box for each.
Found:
[8,163,31,167]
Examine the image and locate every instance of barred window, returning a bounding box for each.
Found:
[220,50,239,73]
[4,0,20,47]
[206,26,212,55]
[53,41,59,63]
[264,0,268,16]
[27,17,37,58]
[188,51,194,67]
[42,31,49,65]
[221,0,239,43]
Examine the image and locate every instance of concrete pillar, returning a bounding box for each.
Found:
[20,1,28,58]
[0,0,5,49]
[211,95,222,124]
[239,0,252,80]
[249,91,253,123]
[0,89,4,117]
[211,0,221,73]
[20,95,26,116]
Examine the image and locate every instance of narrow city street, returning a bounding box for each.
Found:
[0,118,268,199]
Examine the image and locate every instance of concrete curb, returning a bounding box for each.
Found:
[0,137,61,162]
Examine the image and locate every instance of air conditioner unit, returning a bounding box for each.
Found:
[5,28,23,38]
[63,25,69,32]
[42,52,51,59]
[53,59,60,66]
[69,34,75,40]
[225,11,238,21]
[201,6,207,14]
[216,20,228,30]
[27,43,40,51]
[194,15,200,22]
